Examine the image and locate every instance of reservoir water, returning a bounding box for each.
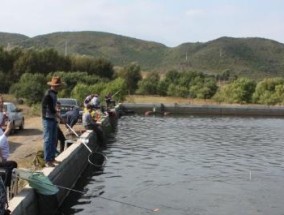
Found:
[61,115,284,215]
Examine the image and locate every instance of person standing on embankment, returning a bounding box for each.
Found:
[41,76,65,167]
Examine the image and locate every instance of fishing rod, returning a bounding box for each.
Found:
[97,196,160,212]
[66,123,92,152]
[66,123,108,167]
[14,171,160,213]
[112,90,121,97]
[13,171,85,195]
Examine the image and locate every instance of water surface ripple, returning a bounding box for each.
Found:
[61,115,284,215]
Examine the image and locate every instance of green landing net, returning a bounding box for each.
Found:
[16,169,59,195]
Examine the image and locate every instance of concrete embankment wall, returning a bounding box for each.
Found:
[9,130,98,215]
[122,103,284,117]
[9,106,118,215]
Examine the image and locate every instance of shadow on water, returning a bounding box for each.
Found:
[60,170,104,214]
[59,135,116,214]
[59,159,106,214]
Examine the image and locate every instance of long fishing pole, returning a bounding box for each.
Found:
[97,196,159,212]
[15,174,160,212]
[57,184,85,194]
[14,174,86,194]
[112,90,121,97]
[63,127,161,212]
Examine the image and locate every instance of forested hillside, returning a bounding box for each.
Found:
[0,32,28,46]
[1,31,284,78]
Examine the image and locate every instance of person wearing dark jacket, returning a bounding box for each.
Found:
[65,106,80,128]
[41,76,64,167]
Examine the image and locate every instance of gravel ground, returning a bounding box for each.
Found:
[8,116,83,169]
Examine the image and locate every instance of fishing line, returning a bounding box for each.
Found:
[14,172,160,212]
[31,177,160,212]
[12,174,86,195]
[97,196,159,212]
[66,123,108,168]
[56,185,85,194]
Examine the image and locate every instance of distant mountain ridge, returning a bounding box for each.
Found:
[1,31,284,78]
[0,32,29,45]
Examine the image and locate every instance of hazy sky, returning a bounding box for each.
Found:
[1,0,283,47]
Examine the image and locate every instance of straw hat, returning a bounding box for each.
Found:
[47,76,63,86]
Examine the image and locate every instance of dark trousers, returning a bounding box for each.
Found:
[0,160,18,187]
[57,126,66,153]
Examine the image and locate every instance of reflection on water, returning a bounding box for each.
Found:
[61,115,284,215]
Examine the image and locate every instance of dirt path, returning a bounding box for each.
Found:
[8,117,43,169]
[8,117,83,169]
[5,116,83,192]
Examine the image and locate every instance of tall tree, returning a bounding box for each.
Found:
[136,72,160,95]
[118,63,142,94]
[89,58,114,79]
[9,73,46,104]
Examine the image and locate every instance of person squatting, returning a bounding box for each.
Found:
[82,94,105,145]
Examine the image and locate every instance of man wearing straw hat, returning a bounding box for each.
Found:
[41,76,64,167]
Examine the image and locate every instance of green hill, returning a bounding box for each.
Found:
[1,31,284,78]
[0,32,29,46]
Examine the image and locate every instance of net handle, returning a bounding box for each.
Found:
[66,123,108,166]
[66,123,93,153]
[81,140,93,153]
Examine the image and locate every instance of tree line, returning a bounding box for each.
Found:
[1,46,284,106]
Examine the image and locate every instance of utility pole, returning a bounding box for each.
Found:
[6,42,11,51]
